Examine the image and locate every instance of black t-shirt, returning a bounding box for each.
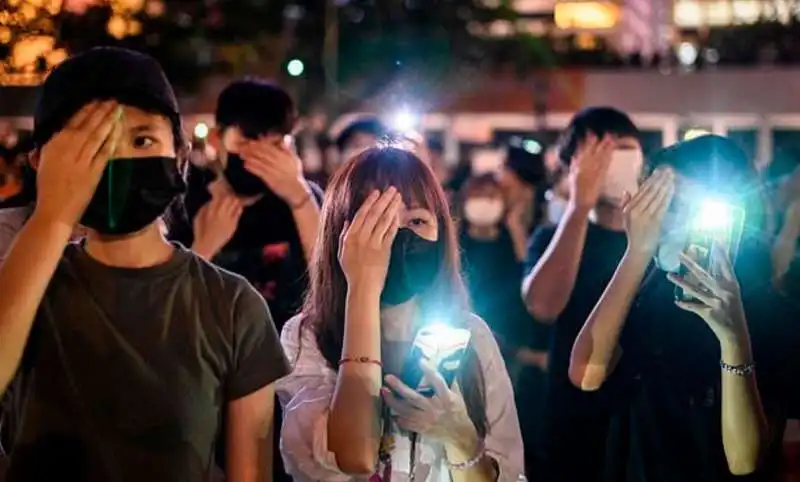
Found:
[524,222,629,481]
[5,243,289,482]
[178,165,323,330]
[460,226,538,353]
[610,239,794,482]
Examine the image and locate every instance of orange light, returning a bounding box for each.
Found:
[554,2,620,30]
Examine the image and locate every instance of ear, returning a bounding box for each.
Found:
[208,127,222,152]
[28,148,41,171]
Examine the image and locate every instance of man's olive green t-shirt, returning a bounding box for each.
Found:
[5,243,290,482]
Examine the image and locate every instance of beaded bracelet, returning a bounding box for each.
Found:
[446,438,486,471]
[720,360,755,377]
[339,356,382,367]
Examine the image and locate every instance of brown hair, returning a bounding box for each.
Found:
[300,146,488,437]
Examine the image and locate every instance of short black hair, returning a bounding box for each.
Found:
[335,117,388,152]
[557,107,639,166]
[215,78,296,139]
[649,134,755,190]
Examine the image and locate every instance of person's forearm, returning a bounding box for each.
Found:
[445,426,497,482]
[772,216,799,281]
[507,225,528,262]
[291,196,321,264]
[522,203,591,321]
[570,249,650,390]
[0,211,72,393]
[720,333,767,476]
[328,283,382,475]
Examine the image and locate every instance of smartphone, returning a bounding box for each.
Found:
[674,200,745,302]
[399,324,471,397]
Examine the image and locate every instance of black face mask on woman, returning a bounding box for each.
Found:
[81,156,185,235]
[381,229,443,306]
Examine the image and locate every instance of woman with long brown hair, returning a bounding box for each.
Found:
[276,146,523,482]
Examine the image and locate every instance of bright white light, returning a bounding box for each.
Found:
[696,199,732,231]
[677,42,698,66]
[193,122,209,139]
[391,108,418,133]
[684,128,710,141]
[287,59,305,77]
[523,139,542,154]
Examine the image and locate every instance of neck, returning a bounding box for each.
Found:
[590,203,625,231]
[84,223,175,268]
[380,299,417,342]
[467,224,500,240]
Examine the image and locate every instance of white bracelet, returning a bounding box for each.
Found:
[446,439,486,471]
[720,360,755,376]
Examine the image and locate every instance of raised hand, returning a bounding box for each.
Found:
[35,101,123,227]
[192,178,246,259]
[338,188,404,289]
[569,134,615,209]
[623,167,676,256]
[667,244,748,344]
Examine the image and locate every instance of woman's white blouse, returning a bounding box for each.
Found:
[275,314,525,482]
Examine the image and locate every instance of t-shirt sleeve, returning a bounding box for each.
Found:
[523,225,557,276]
[307,181,324,206]
[227,280,291,400]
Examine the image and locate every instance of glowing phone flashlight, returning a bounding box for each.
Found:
[400,322,471,397]
[675,198,745,301]
[390,108,419,134]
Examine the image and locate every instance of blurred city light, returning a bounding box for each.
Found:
[677,42,698,66]
[193,122,209,139]
[554,2,620,30]
[287,59,305,77]
[684,128,711,140]
[391,108,418,133]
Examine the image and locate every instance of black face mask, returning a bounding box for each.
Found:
[224,153,266,197]
[381,229,443,306]
[81,156,185,235]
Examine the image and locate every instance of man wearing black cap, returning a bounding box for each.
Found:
[0,47,288,482]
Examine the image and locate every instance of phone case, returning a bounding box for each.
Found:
[674,202,745,302]
[399,325,471,397]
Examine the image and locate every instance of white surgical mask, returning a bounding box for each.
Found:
[464,198,504,226]
[545,189,568,225]
[602,149,644,203]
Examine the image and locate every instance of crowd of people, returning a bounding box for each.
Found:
[0,46,798,482]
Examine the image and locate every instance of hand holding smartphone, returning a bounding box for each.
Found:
[399,324,471,397]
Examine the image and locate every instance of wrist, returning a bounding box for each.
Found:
[29,208,76,238]
[720,330,753,365]
[621,247,653,271]
[347,279,383,301]
[191,238,221,260]
[443,423,482,463]
[566,200,593,217]
[285,179,311,206]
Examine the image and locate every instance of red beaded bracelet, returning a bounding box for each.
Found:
[339,356,383,367]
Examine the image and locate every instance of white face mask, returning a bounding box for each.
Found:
[464,198,505,226]
[545,189,568,225]
[602,149,644,203]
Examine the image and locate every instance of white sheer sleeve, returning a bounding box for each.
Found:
[467,314,526,482]
[275,316,352,482]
